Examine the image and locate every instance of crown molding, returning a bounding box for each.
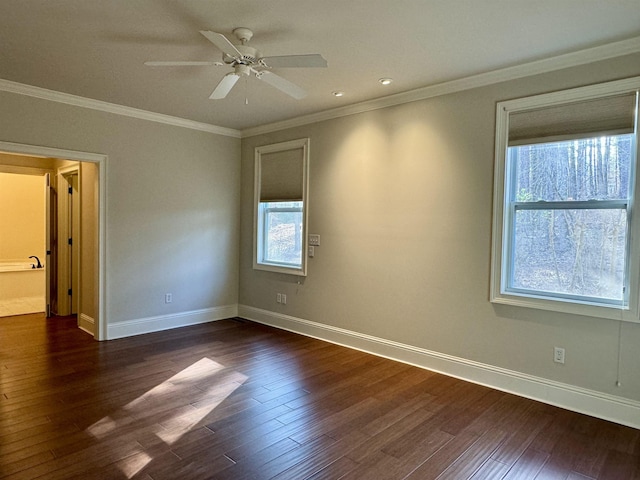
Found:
[2,36,639,140]
[0,79,241,138]
[241,36,640,138]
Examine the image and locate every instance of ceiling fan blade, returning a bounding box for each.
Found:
[256,71,307,99]
[145,61,221,66]
[199,30,242,58]
[210,72,240,99]
[261,54,327,69]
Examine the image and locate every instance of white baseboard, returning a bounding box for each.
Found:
[238,304,640,429]
[78,313,95,336]
[108,304,238,340]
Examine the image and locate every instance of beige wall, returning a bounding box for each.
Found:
[0,172,45,261]
[0,152,57,171]
[239,53,640,404]
[0,93,241,331]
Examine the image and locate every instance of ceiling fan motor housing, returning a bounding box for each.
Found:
[223,45,261,65]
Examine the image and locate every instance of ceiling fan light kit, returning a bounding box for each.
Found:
[145,27,327,100]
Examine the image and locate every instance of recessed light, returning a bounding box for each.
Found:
[332,91,345,97]
[379,78,393,85]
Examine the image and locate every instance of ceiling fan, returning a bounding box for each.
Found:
[145,27,327,100]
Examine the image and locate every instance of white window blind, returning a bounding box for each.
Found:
[508,92,636,146]
[259,148,304,202]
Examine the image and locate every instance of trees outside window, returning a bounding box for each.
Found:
[508,136,631,304]
[260,201,303,267]
[491,78,640,321]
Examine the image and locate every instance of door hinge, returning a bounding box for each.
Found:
[68,186,73,194]
[68,288,72,296]
[68,238,72,246]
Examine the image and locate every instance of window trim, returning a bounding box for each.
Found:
[490,77,640,322]
[253,138,309,276]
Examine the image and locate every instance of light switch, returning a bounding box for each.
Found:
[309,234,320,246]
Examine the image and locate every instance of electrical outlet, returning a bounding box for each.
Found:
[165,293,172,304]
[276,293,282,303]
[553,347,565,364]
[281,294,287,305]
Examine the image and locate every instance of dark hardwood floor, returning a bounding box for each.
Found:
[0,314,638,479]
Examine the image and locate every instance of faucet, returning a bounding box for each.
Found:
[29,256,43,269]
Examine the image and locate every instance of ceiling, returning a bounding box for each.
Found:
[1,0,640,133]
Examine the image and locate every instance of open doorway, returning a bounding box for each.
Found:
[0,141,106,340]
[0,172,47,316]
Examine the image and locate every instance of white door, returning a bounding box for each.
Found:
[57,169,80,317]
[69,173,80,316]
[44,173,57,317]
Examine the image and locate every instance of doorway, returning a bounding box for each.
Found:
[0,172,47,317]
[0,141,106,340]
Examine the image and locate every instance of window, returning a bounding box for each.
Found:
[254,138,309,276]
[258,201,303,267]
[491,78,640,321]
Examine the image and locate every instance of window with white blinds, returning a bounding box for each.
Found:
[491,78,640,322]
[254,138,309,276]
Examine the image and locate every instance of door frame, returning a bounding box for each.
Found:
[0,140,107,341]
[45,172,56,317]
[57,165,81,317]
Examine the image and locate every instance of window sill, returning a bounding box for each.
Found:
[254,262,307,277]
[490,290,639,323]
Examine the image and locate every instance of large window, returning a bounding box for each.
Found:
[491,78,640,321]
[254,138,309,276]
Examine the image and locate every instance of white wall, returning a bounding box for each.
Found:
[239,53,640,424]
[0,92,241,336]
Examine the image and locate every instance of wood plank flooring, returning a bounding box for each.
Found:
[0,313,638,479]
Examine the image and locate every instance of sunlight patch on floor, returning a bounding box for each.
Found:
[116,450,153,478]
[87,415,120,439]
[85,357,247,478]
[124,358,226,410]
